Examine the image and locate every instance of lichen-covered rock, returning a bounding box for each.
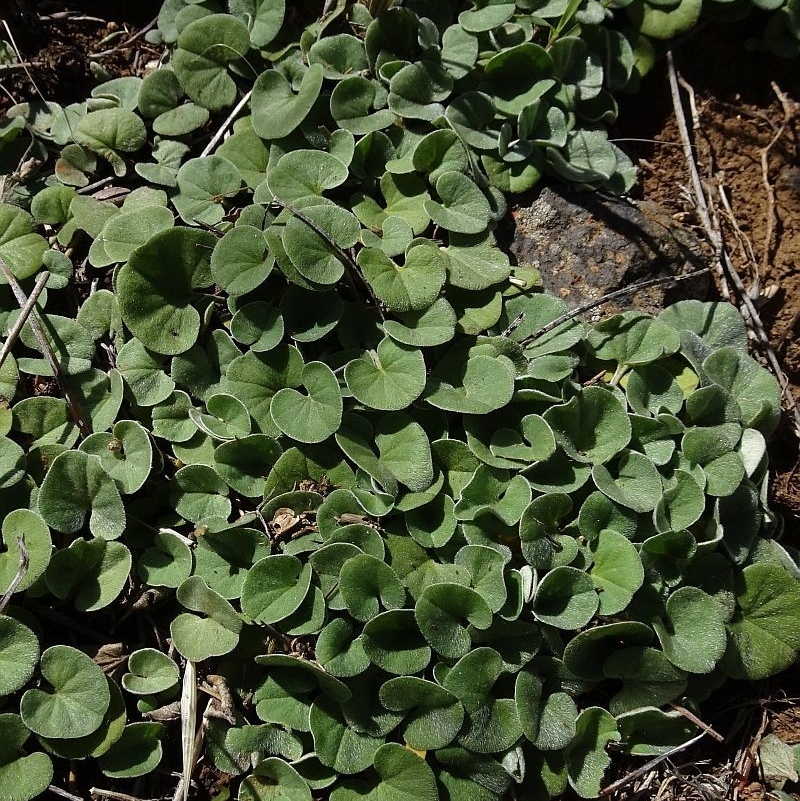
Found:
[507,186,711,319]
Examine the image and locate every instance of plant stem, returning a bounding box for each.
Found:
[518,267,710,347]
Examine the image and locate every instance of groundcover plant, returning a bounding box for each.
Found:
[0,1,799,799]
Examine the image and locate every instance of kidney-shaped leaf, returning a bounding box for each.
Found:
[117,227,215,355]
[0,616,39,696]
[415,583,492,660]
[240,757,312,801]
[533,566,599,630]
[330,743,437,801]
[20,645,110,739]
[122,648,180,696]
[0,508,51,595]
[345,337,426,412]
[171,576,242,661]
[653,586,727,674]
[242,554,312,624]
[38,450,125,539]
[721,563,800,680]
[173,15,251,111]
[271,361,343,444]
[252,64,324,140]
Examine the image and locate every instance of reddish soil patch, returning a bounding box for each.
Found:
[617,20,800,522]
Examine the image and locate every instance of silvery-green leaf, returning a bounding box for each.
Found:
[172,14,251,111]
[252,64,324,140]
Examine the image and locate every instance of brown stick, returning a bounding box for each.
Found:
[666,51,800,439]
[0,271,50,370]
[598,731,707,797]
[0,260,91,438]
[0,536,28,614]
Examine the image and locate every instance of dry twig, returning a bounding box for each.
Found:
[0,259,92,437]
[666,50,800,438]
[0,270,50,369]
[0,537,29,615]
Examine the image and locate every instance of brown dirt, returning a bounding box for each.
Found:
[617,19,800,523]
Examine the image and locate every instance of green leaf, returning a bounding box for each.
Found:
[229,0,285,48]
[658,300,748,353]
[316,619,370,678]
[91,205,174,266]
[616,708,698,756]
[424,171,493,234]
[704,347,782,435]
[442,647,504,713]
[0,509,51,595]
[194,525,271,599]
[383,299,457,348]
[591,450,663,513]
[270,361,342,444]
[443,231,511,291]
[654,470,705,533]
[0,714,53,801]
[331,76,396,135]
[0,203,47,282]
[380,677,464,750]
[173,154,242,225]
[97,722,164,778]
[604,647,687,715]
[533,566,599,630]
[484,42,554,116]
[544,387,631,465]
[415,583,492,659]
[73,108,147,176]
[566,707,620,798]
[340,553,405,622]
[173,14,251,111]
[117,227,215,355]
[589,312,680,366]
[653,587,727,673]
[629,0,702,39]
[20,645,110,739]
[388,60,452,122]
[330,743,437,801]
[79,420,153,494]
[721,563,800,680]
[352,172,431,236]
[282,203,360,286]
[426,354,515,414]
[171,576,242,661]
[170,464,231,523]
[38,450,125,539]
[210,225,273,296]
[358,243,446,313]
[589,528,644,615]
[0,615,39,696]
[242,555,312,624]
[520,493,578,569]
[563,621,654,681]
[240,758,313,801]
[311,696,383,775]
[252,64,324,140]
[265,149,349,204]
[344,337,426,412]
[138,529,193,588]
[116,339,175,406]
[224,347,305,437]
[122,649,180,696]
[45,538,132,612]
[362,610,432,676]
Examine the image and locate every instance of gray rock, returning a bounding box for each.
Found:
[506,186,712,320]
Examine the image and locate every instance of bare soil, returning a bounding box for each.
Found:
[1,4,800,800]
